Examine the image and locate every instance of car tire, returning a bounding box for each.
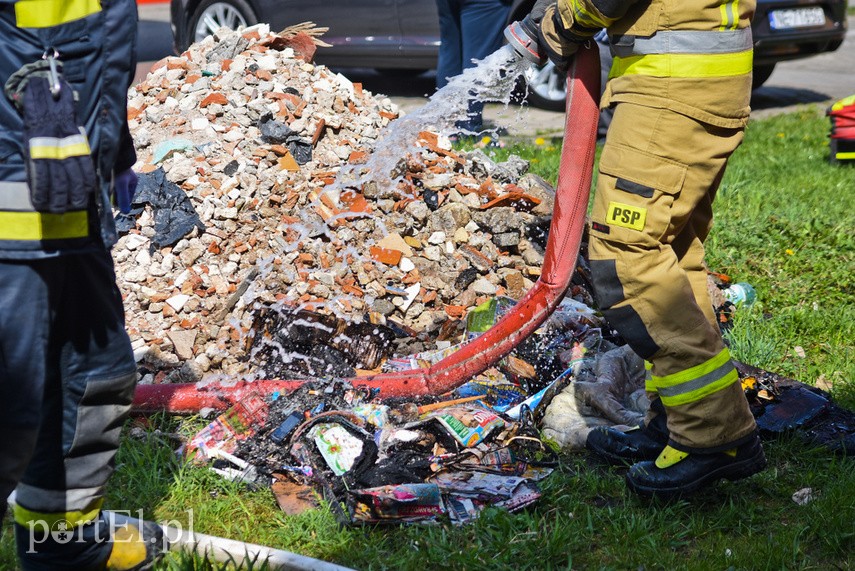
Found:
[752,63,775,90]
[524,61,567,112]
[187,0,258,48]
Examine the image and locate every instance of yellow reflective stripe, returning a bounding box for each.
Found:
[30,142,91,160]
[835,152,855,160]
[13,498,103,529]
[653,348,732,388]
[645,378,656,392]
[29,136,91,160]
[14,0,101,28]
[610,49,753,79]
[0,210,89,240]
[655,445,689,469]
[650,348,740,406]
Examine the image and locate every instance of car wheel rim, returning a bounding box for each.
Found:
[525,61,566,104]
[195,3,248,42]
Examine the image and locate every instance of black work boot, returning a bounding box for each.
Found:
[586,408,669,465]
[625,431,767,500]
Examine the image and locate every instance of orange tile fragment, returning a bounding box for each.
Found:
[339,190,370,214]
[369,247,403,266]
[481,191,542,211]
[277,150,300,172]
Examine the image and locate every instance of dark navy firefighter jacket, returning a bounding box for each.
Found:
[0,0,138,258]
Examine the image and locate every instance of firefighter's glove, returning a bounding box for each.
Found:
[4,60,97,214]
[114,168,137,214]
[519,0,554,59]
[539,4,589,74]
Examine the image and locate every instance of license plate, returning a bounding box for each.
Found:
[769,7,826,30]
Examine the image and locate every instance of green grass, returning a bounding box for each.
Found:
[2,108,853,570]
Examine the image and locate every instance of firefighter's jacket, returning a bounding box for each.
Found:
[557,0,756,128]
[0,0,138,258]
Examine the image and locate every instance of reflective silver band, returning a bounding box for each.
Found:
[656,360,736,399]
[0,181,36,212]
[723,1,737,30]
[13,483,105,513]
[611,27,753,58]
[29,131,89,151]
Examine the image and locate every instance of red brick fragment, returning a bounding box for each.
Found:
[341,284,364,297]
[200,92,228,108]
[417,131,439,147]
[311,118,326,146]
[127,106,145,121]
[348,150,368,164]
[283,32,317,62]
[444,305,466,319]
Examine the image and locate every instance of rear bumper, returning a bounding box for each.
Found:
[752,2,848,66]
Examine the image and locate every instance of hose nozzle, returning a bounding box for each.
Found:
[504,20,546,65]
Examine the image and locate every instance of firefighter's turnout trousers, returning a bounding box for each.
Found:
[589,104,756,452]
[555,0,761,452]
[0,252,137,570]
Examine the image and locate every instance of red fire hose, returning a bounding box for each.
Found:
[132,45,602,414]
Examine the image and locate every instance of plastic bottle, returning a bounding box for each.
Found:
[723,282,757,306]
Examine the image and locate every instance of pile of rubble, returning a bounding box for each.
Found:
[119,24,559,382]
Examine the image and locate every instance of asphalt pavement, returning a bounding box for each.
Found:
[137,5,854,139]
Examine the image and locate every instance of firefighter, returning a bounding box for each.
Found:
[0,0,164,568]
[524,0,767,498]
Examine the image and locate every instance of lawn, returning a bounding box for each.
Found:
[2,107,852,570]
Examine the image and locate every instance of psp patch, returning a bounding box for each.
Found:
[606,202,646,231]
